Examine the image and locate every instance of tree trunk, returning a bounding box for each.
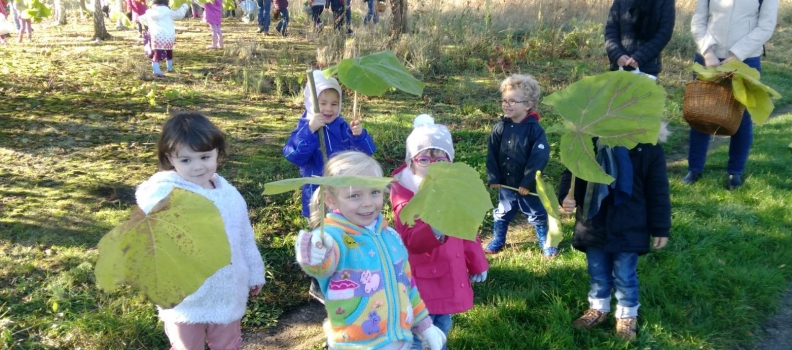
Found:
[93,0,111,40]
[389,0,407,38]
[54,0,68,24]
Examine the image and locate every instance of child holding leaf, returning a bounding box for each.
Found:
[484,74,557,258]
[136,113,266,349]
[137,0,189,77]
[284,70,375,303]
[390,114,489,349]
[558,123,671,341]
[293,151,447,350]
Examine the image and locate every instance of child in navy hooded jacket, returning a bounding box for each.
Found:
[283,70,376,218]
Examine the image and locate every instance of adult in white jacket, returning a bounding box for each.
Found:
[136,113,266,350]
[685,0,778,190]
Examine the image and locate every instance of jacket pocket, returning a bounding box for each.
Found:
[413,262,454,301]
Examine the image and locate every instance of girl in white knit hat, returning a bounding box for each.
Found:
[390,114,489,350]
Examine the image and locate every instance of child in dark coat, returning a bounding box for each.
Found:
[558,123,672,341]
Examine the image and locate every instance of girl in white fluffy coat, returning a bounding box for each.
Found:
[137,0,189,77]
[136,113,266,350]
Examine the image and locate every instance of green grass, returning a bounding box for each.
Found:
[2,3,792,349]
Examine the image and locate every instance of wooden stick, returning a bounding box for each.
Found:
[500,185,539,197]
[307,69,328,240]
[306,69,328,164]
[353,90,359,121]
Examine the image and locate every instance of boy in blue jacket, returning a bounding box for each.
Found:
[282,70,376,301]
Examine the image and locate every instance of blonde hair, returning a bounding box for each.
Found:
[500,74,541,111]
[308,151,385,229]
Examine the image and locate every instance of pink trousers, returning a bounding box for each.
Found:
[163,319,243,350]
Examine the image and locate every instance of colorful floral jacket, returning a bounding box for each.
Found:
[296,214,433,349]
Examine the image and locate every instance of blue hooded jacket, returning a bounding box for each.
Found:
[282,111,376,217]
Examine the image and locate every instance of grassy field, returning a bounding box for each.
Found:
[2,0,792,348]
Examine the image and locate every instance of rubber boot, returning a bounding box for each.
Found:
[166,59,174,72]
[152,62,164,77]
[484,220,508,254]
[535,224,558,258]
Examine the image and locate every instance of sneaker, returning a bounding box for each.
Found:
[153,73,165,78]
[615,317,637,341]
[682,171,702,184]
[257,27,265,33]
[572,309,608,330]
[309,279,325,304]
[727,174,743,190]
[483,247,502,255]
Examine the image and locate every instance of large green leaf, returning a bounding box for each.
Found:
[322,50,424,97]
[263,176,394,195]
[399,162,493,241]
[543,70,665,184]
[534,171,560,220]
[95,189,230,308]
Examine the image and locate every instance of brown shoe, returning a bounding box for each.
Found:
[615,317,637,341]
[572,309,608,330]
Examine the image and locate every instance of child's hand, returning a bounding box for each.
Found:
[489,184,500,189]
[469,270,487,283]
[561,195,576,214]
[349,119,363,136]
[518,187,530,196]
[249,285,263,296]
[308,112,326,132]
[418,325,447,350]
[653,237,668,250]
[296,230,335,265]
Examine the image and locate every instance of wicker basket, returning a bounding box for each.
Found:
[683,79,745,136]
[376,1,387,12]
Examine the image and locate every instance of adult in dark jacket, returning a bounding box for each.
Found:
[604,0,676,76]
[557,127,671,341]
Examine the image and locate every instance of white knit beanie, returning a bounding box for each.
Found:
[405,114,455,164]
[303,70,343,120]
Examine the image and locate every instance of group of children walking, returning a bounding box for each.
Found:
[139,66,670,348]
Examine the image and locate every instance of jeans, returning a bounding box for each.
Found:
[364,0,378,25]
[311,5,324,27]
[329,0,351,32]
[411,314,451,350]
[492,188,547,227]
[688,54,762,176]
[257,0,271,31]
[585,246,640,318]
[274,8,288,34]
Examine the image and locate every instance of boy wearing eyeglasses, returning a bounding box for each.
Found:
[484,74,556,258]
[390,114,490,350]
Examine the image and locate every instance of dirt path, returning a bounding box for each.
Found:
[242,301,326,349]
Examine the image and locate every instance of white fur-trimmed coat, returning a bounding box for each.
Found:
[135,171,266,324]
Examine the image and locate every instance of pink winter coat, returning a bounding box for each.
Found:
[203,0,223,25]
[390,164,490,315]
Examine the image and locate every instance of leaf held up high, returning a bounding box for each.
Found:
[263,176,394,195]
[543,70,665,184]
[94,188,230,308]
[398,162,493,241]
[322,50,424,97]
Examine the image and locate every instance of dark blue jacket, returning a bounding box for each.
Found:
[283,112,376,217]
[604,0,676,75]
[556,143,671,255]
[486,116,550,191]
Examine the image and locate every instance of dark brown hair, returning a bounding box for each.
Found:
[156,113,226,171]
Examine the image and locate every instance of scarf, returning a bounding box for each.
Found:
[398,166,423,194]
[583,141,633,220]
